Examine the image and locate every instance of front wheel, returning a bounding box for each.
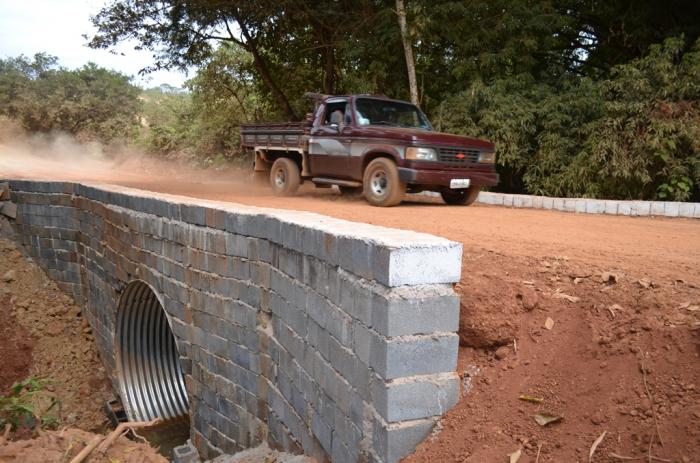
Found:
[363,158,406,207]
[270,158,301,196]
[441,187,480,205]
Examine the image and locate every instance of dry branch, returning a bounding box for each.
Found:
[68,435,102,463]
[96,418,162,454]
[68,417,162,463]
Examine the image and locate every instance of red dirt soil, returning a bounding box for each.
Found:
[0,293,33,394]
[3,161,700,462]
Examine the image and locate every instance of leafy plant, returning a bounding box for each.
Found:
[0,377,61,431]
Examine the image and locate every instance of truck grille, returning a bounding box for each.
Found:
[439,148,480,164]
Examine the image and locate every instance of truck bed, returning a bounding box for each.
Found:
[240,122,309,150]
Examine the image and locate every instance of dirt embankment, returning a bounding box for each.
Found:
[407,249,700,463]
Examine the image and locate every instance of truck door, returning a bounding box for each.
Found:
[309,99,352,178]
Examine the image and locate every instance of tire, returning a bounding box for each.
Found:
[441,187,480,205]
[363,158,406,207]
[338,185,363,197]
[270,158,301,196]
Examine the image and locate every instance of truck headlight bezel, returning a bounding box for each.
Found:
[406,147,438,161]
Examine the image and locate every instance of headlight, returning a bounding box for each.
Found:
[478,151,496,163]
[406,147,437,161]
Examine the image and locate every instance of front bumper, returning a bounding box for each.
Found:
[398,167,499,188]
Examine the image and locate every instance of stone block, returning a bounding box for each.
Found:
[551,198,565,211]
[311,410,333,455]
[584,200,605,214]
[371,373,459,422]
[512,195,532,208]
[2,201,18,219]
[371,285,459,337]
[225,234,248,258]
[370,333,458,380]
[181,204,207,226]
[541,197,554,209]
[381,242,462,287]
[372,418,435,463]
[172,440,200,463]
[678,202,694,218]
[618,201,632,216]
[630,201,651,216]
[476,191,498,205]
[650,201,666,216]
[664,202,680,217]
[604,200,619,215]
[531,196,543,209]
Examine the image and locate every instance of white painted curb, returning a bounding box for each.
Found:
[415,191,699,218]
[475,192,700,218]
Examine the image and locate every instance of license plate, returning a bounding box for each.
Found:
[450,179,471,189]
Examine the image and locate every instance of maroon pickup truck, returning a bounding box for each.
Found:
[241,94,498,207]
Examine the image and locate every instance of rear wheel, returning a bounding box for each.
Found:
[270,158,301,196]
[441,187,480,205]
[363,158,406,207]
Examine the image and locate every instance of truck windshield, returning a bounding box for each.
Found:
[354,98,433,130]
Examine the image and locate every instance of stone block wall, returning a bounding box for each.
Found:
[6,180,462,463]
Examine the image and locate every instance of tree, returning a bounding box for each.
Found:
[0,54,141,142]
[396,0,418,105]
[89,1,299,119]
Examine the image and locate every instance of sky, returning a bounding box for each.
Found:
[0,0,189,88]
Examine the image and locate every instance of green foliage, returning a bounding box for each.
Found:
[140,87,194,155]
[437,37,700,200]
[582,37,700,200]
[186,44,266,156]
[139,44,272,163]
[0,377,61,431]
[0,54,141,143]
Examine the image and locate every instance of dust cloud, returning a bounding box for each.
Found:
[0,121,263,196]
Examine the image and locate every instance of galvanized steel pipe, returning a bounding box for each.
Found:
[116,281,189,421]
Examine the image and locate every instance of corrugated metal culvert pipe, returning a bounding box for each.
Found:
[116,281,189,421]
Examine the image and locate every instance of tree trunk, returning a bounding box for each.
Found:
[396,0,419,106]
[237,19,298,121]
[321,28,335,95]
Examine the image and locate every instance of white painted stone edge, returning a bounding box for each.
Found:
[417,191,700,219]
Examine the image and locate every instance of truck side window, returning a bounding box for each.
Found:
[323,101,348,126]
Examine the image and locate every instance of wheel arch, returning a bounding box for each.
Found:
[361,148,401,173]
[258,148,305,173]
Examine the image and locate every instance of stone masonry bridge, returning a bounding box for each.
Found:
[4,180,462,463]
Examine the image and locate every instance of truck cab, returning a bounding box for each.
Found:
[241,94,498,207]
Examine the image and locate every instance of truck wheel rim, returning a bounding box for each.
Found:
[275,168,286,188]
[370,170,388,196]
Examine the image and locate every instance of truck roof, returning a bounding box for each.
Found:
[305,92,410,105]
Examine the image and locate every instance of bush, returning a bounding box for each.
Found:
[0,54,141,144]
[435,37,700,201]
